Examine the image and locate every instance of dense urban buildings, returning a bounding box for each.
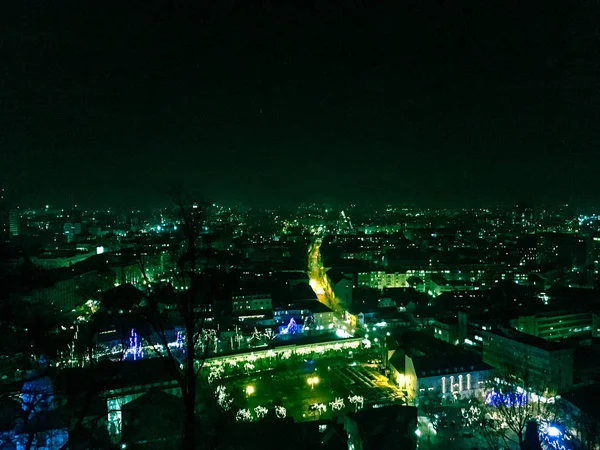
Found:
[3,1,600,448]
[1,200,599,448]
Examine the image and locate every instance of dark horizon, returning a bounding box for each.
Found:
[2,1,599,209]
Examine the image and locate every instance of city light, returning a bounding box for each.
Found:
[336,328,352,338]
[547,426,560,437]
[307,376,320,389]
[396,373,407,388]
[5,8,596,449]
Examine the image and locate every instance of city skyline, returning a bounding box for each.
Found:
[2,2,599,208]
[2,2,600,448]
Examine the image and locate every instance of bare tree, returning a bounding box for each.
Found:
[462,397,509,450]
[480,362,554,450]
[0,372,63,450]
[574,412,600,450]
[544,397,600,450]
[138,193,215,450]
[418,390,444,437]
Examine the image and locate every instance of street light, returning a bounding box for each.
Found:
[245,385,255,396]
[307,376,320,389]
[397,373,406,388]
[547,426,560,437]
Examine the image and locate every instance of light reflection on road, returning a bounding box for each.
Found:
[307,239,343,312]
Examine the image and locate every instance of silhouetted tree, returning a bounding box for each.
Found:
[138,192,215,450]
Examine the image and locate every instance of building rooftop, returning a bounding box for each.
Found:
[226,418,347,450]
[289,283,318,302]
[390,331,491,377]
[346,405,417,450]
[517,309,595,320]
[58,357,178,395]
[483,326,573,352]
[101,283,145,311]
[122,389,184,444]
[434,317,458,326]
[327,269,350,285]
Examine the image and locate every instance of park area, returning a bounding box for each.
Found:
[203,338,406,422]
[222,361,404,422]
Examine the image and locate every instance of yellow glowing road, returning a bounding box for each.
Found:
[307,239,344,312]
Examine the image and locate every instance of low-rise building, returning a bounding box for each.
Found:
[343,405,417,450]
[481,327,574,393]
[432,318,460,345]
[232,294,273,313]
[357,271,409,290]
[31,250,97,269]
[387,332,492,403]
[328,270,353,308]
[28,270,112,312]
[511,311,599,341]
[377,297,396,309]
[429,274,480,297]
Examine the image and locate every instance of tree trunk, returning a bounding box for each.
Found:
[183,396,196,450]
[517,432,524,450]
[183,302,197,449]
[183,351,196,448]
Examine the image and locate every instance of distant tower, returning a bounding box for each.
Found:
[0,188,10,242]
[64,206,83,243]
[337,210,354,234]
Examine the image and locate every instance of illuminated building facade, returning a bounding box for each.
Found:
[27,270,113,312]
[387,332,491,402]
[482,327,574,393]
[357,271,409,290]
[511,311,599,341]
[232,294,272,313]
[9,209,19,236]
[389,350,491,402]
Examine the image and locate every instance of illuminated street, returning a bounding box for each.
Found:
[307,238,344,312]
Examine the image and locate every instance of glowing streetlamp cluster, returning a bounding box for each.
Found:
[307,376,320,389]
[539,421,571,450]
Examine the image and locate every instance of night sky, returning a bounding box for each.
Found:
[2,1,599,208]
